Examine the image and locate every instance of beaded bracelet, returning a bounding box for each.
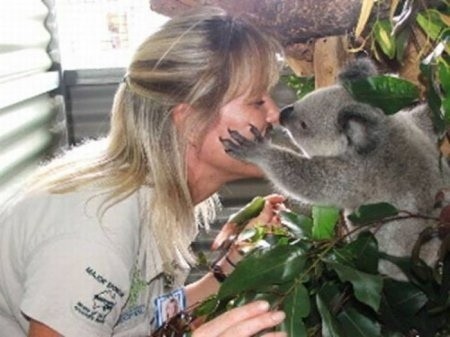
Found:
[225,255,237,268]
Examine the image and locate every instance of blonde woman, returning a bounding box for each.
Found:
[0,6,288,337]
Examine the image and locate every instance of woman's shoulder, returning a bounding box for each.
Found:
[4,188,145,265]
[12,188,138,224]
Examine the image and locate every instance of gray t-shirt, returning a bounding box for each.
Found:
[0,188,170,336]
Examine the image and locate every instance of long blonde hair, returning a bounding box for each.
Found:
[27,6,282,268]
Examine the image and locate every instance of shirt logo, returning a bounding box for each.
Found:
[73,266,124,324]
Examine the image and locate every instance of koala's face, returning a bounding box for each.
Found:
[280,86,354,157]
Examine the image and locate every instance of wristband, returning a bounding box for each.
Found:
[210,264,227,283]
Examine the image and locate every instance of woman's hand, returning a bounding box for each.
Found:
[192,301,286,337]
[212,194,286,251]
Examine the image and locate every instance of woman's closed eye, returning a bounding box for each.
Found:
[252,100,266,107]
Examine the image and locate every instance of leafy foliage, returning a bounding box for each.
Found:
[191,205,450,337]
[281,74,315,99]
[347,203,399,225]
[341,76,420,115]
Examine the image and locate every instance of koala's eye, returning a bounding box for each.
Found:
[300,121,308,129]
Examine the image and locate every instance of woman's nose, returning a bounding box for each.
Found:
[265,97,281,125]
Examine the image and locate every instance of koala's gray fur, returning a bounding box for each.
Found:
[221,58,449,277]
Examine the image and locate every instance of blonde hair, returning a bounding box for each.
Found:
[26,6,283,268]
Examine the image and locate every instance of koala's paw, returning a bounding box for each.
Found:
[220,124,269,163]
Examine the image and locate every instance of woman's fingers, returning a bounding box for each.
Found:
[212,194,287,250]
[264,194,286,204]
[211,222,237,250]
[248,195,285,226]
[218,310,286,337]
[193,301,285,337]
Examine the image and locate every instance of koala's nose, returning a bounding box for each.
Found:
[279,105,294,125]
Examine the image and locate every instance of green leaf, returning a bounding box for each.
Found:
[281,284,310,337]
[378,292,409,333]
[280,210,313,238]
[316,294,346,337]
[228,196,265,228]
[379,280,444,335]
[440,59,450,122]
[395,28,411,63]
[337,306,381,337]
[312,206,340,240]
[279,318,307,337]
[334,232,379,274]
[342,76,420,115]
[233,282,293,308]
[439,59,450,94]
[194,295,218,317]
[374,20,396,59]
[347,202,399,225]
[284,283,311,318]
[383,279,428,317]
[318,281,342,305]
[382,332,405,337]
[239,290,280,307]
[378,253,436,297]
[327,262,383,311]
[218,245,306,299]
[439,243,450,303]
[442,96,450,123]
[417,10,446,41]
[421,49,446,134]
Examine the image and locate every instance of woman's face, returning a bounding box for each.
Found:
[193,91,280,182]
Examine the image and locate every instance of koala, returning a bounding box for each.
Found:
[221,58,449,278]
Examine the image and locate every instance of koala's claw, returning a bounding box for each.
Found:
[219,136,240,153]
[220,125,268,163]
[227,128,250,145]
[249,124,264,142]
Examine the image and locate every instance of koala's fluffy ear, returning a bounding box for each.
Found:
[337,58,378,83]
[337,103,385,155]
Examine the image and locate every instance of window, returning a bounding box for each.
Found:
[55,0,169,69]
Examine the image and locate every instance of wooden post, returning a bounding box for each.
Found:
[284,42,314,77]
[313,35,350,88]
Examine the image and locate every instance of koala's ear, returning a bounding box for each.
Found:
[337,58,378,83]
[337,103,384,155]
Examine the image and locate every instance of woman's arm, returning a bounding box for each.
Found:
[28,320,61,337]
[184,244,239,307]
[184,195,288,336]
[186,194,286,307]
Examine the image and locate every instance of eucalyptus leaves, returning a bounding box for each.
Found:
[194,203,450,337]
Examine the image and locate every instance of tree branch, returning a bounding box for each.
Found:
[150,0,386,46]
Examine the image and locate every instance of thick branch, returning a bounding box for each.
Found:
[150,0,371,45]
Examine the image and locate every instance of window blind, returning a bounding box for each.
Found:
[0,0,65,203]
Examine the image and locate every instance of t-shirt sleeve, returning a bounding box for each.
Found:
[20,236,131,337]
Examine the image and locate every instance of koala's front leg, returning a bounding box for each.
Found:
[220,125,353,207]
[220,124,272,165]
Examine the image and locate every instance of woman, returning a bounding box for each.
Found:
[0,6,287,337]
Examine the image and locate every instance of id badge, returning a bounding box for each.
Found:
[154,288,186,328]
